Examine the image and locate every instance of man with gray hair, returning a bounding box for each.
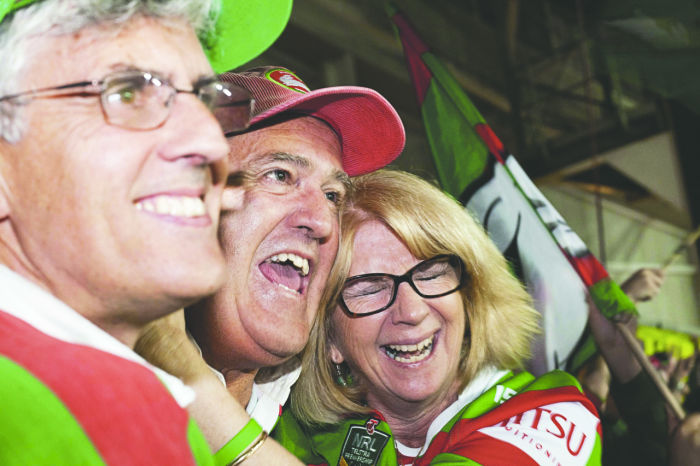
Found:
[0,0,298,464]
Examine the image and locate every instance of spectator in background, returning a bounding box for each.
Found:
[582,267,675,465]
[670,412,700,466]
[620,268,665,303]
[683,344,700,413]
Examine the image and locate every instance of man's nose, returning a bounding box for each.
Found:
[288,188,335,241]
[158,93,230,166]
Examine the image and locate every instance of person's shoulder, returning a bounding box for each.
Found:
[458,369,592,422]
[0,311,206,464]
[526,369,585,393]
[431,370,602,465]
[0,355,107,464]
[487,369,596,425]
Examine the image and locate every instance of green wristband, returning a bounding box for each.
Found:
[213,418,263,466]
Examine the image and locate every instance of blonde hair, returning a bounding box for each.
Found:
[291,168,540,426]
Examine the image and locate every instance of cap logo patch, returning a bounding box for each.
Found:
[266,68,311,94]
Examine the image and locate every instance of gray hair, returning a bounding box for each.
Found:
[0,0,219,143]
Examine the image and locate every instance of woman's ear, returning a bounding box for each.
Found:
[329,342,345,365]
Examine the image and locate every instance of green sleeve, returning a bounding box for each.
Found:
[273,408,327,464]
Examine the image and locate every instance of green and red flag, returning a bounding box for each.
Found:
[388,3,637,374]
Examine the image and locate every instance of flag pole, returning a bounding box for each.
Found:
[611,224,700,421]
[661,225,700,272]
[614,322,686,420]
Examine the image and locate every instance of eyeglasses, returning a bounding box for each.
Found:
[0,70,254,132]
[339,254,466,318]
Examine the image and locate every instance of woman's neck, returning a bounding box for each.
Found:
[367,382,461,448]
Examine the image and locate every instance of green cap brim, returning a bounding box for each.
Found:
[207,0,293,73]
[0,0,39,24]
[1,0,293,74]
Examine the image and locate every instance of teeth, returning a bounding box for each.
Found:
[136,195,205,218]
[386,335,434,353]
[269,253,309,276]
[277,283,298,294]
[384,335,435,364]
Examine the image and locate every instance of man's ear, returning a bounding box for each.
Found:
[329,342,345,365]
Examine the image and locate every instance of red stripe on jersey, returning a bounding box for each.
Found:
[0,310,197,464]
[397,451,416,465]
[417,385,598,464]
[445,431,538,466]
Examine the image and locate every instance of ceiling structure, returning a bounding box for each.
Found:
[245,0,700,229]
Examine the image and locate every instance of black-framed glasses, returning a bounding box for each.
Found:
[0,70,254,132]
[339,254,467,318]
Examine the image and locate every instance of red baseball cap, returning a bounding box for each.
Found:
[219,66,405,176]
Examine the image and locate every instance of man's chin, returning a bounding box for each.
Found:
[268,345,305,363]
[256,340,307,367]
[158,262,227,304]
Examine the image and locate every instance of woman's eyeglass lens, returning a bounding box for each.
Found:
[340,254,465,317]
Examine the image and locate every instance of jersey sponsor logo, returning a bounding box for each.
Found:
[338,423,390,466]
[493,384,518,404]
[265,68,311,94]
[477,401,598,465]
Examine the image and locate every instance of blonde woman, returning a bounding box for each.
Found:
[274,169,602,465]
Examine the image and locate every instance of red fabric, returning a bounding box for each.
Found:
[444,431,539,465]
[564,252,609,287]
[397,451,416,465]
[390,12,432,104]
[0,310,197,464]
[415,386,599,465]
[474,123,506,163]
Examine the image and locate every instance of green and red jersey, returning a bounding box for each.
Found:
[0,266,218,465]
[274,368,602,465]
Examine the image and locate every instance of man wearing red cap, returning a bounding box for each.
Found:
[139,66,405,437]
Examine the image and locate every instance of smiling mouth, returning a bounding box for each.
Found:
[135,195,206,218]
[382,335,435,363]
[259,253,310,294]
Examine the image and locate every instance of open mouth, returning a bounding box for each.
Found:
[382,334,435,363]
[135,195,206,218]
[259,252,310,294]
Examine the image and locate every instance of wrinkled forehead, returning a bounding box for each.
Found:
[24,15,210,87]
[228,115,346,171]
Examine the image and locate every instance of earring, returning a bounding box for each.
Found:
[335,363,353,387]
[335,363,348,387]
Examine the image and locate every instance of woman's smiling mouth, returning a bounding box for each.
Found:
[382,334,435,363]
